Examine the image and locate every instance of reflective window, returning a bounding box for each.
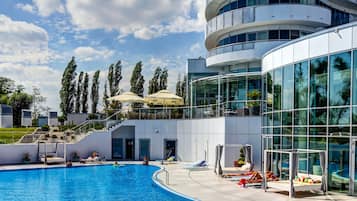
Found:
[310,56,328,107]
[267,72,273,111]
[294,127,307,135]
[282,111,292,126]
[273,112,281,126]
[353,50,357,105]
[328,138,350,191]
[309,109,327,125]
[329,52,351,106]
[257,31,268,40]
[237,77,246,100]
[294,61,308,108]
[328,127,350,136]
[273,68,282,110]
[294,110,307,125]
[309,127,326,135]
[353,107,357,124]
[329,107,350,125]
[279,30,289,39]
[283,65,294,109]
[269,30,279,40]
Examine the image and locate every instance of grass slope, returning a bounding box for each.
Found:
[0,128,36,144]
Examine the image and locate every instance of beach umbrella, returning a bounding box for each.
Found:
[107,91,144,103]
[144,90,184,106]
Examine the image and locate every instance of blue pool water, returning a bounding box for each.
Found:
[0,165,191,201]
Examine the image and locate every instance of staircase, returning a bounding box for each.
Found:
[18,128,46,143]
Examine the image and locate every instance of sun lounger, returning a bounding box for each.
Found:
[183,160,209,175]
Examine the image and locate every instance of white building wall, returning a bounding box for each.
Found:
[0,115,13,128]
[177,118,226,167]
[224,117,262,169]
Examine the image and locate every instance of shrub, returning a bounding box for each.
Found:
[41,125,49,131]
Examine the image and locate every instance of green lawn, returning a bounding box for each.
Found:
[0,128,36,144]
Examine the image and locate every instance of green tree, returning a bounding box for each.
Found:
[148,67,161,94]
[108,64,114,96]
[175,73,182,96]
[81,73,89,113]
[113,60,123,96]
[103,81,109,111]
[91,70,100,114]
[130,62,145,97]
[159,68,168,90]
[0,77,14,95]
[75,71,84,113]
[9,85,33,126]
[32,86,46,121]
[181,75,187,104]
[59,57,77,117]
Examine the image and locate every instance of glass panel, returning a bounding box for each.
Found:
[294,137,307,173]
[247,76,261,100]
[354,142,357,194]
[328,127,350,136]
[353,107,357,125]
[273,112,281,126]
[273,68,282,110]
[267,72,273,111]
[329,52,351,106]
[112,138,123,159]
[310,109,327,125]
[353,50,357,105]
[269,30,279,39]
[295,61,309,108]
[309,137,326,175]
[139,139,150,160]
[237,76,246,100]
[310,56,328,107]
[257,31,268,40]
[282,111,292,126]
[294,110,307,125]
[328,138,350,192]
[282,136,292,149]
[273,127,281,135]
[329,107,350,125]
[353,127,357,136]
[282,127,292,135]
[279,30,289,39]
[294,127,307,135]
[309,127,326,135]
[282,65,294,109]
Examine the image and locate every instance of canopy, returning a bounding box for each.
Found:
[144,90,184,106]
[107,92,144,103]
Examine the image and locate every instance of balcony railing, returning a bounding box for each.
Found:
[207,42,255,57]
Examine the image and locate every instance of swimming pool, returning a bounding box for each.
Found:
[0,165,192,201]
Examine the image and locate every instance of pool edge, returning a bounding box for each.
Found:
[152,167,199,201]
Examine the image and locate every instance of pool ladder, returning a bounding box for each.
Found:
[161,167,169,185]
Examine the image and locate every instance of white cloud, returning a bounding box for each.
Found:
[0,15,61,111]
[58,36,66,44]
[0,15,49,64]
[0,63,62,112]
[66,0,205,40]
[33,0,65,17]
[16,3,35,13]
[74,46,115,62]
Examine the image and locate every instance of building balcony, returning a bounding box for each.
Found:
[320,0,357,15]
[205,4,331,49]
[206,40,286,67]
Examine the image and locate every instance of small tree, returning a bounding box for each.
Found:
[75,71,84,113]
[59,57,77,117]
[103,81,109,112]
[81,73,89,113]
[148,67,161,94]
[91,70,100,114]
[159,68,168,90]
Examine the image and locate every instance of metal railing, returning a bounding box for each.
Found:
[71,100,263,135]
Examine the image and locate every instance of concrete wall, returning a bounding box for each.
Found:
[0,115,13,128]
[112,125,135,159]
[0,131,111,165]
[225,117,262,169]
[128,120,178,161]
[66,113,88,125]
[177,118,226,167]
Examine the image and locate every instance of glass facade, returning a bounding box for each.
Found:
[191,73,262,115]
[263,49,357,192]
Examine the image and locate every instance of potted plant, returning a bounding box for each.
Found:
[71,152,80,162]
[22,153,31,164]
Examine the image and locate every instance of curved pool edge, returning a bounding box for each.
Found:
[152,167,199,201]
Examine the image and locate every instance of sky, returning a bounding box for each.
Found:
[0,0,206,112]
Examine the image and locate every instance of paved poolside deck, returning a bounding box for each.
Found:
[156,163,356,201]
[0,162,355,201]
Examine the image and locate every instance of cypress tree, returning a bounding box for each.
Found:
[59,57,77,117]
[159,68,168,90]
[91,70,100,114]
[108,64,115,96]
[103,81,109,111]
[175,73,182,96]
[148,67,161,94]
[130,61,145,97]
[81,73,89,113]
[181,75,187,104]
[114,60,123,95]
[75,71,84,113]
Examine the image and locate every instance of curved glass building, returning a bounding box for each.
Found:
[262,22,357,194]
[189,0,357,113]
[186,0,357,196]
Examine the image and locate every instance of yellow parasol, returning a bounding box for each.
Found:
[144,90,184,106]
[107,91,144,103]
